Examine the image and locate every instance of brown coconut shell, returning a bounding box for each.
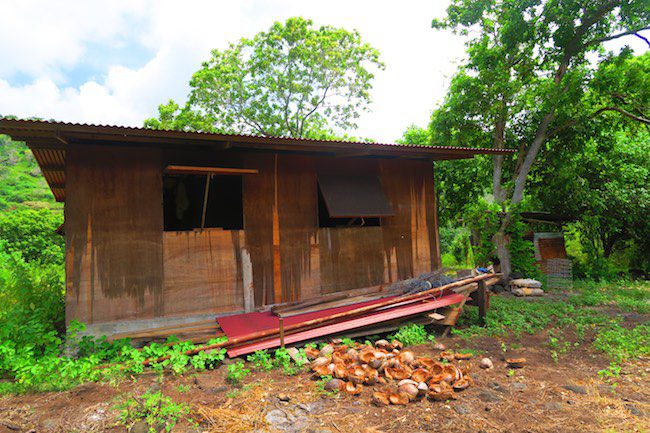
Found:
[452,377,471,391]
[304,347,320,360]
[375,339,392,351]
[347,365,366,385]
[324,378,346,392]
[389,392,410,405]
[344,381,363,395]
[363,365,379,385]
[398,383,420,401]
[428,382,457,401]
[415,357,437,370]
[312,364,331,377]
[391,340,404,351]
[372,391,390,406]
[311,357,331,369]
[385,364,413,381]
[454,352,473,360]
[506,357,526,368]
[411,368,431,383]
[440,351,456,362]
[398,351,416,366]
[319,344,335,357]
[333,362,348,379]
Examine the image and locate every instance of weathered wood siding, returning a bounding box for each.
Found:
[65,145,164,324]
[64,146,440,326]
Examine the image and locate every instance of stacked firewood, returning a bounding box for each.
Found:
[305,339,473,405]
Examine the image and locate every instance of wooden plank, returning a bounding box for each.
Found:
[162,230,245,316]
[164,165,259,175]
[65,144,164,324]
[477,280,487,326]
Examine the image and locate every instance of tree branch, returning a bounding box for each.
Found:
[585,26,650,47]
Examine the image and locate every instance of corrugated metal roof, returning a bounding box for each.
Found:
[0,117,516,154]
[0,117,516,202]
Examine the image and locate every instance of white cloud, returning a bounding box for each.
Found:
[0,1,646,141]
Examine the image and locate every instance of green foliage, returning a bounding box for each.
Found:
[0,207,63,264]
[0,135,60,210]
[390,323,431,347]
[247,350,274,371]
[145,17,384,138]
[453,280,649,369]
[226,361,251,384]
[116,390,191,432]
[274,347,307,375]
[464,198,538,275]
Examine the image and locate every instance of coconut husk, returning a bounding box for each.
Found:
[398,383,420,401]
[344,381,363,395]
[372,391,390,406]
[440,351,456,362]
[411,368,431,383]
[385,364,413,381]
[454,352,473,360]
[398,351,415,366]
[389,392,410,405]
[414,357,437,370]
[506,357,526,368]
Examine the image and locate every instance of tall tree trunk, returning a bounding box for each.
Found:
[493,230,512,283]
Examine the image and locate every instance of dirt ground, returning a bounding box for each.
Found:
[1,318,648,432]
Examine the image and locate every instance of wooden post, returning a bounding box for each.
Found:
[279,317,285,348]
[242,248,254,312]
[200,174,212,230]
[477,280,487,327]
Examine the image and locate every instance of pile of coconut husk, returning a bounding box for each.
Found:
[305,339,473,405]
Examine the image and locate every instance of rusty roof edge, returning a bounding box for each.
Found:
[0,117,517,155]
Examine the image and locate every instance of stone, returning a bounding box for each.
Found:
[222,357,238,365]
[205,385,229,394]
[265,409,290,427]
[129,420,150,433]
[478,390,502,403]
[454,404,471,415]
[544,402,563,411]
[488,381,508,394]
[562,384,587,395]
[511,383,527,391]
[626,404,644,417]
[479,358,494,369]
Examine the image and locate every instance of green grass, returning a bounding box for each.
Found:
[453,280,649,375]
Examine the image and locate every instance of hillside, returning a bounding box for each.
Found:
[0,135,61,211]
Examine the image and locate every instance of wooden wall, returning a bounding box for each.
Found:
[64,146,441,326]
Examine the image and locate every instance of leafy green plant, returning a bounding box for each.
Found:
[226,361,250,384]
[247,350,274,371]
[390,323,431,346]
[273,347,306,375]
[116,390,191,432]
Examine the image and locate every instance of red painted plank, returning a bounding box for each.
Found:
[227,293,465,357]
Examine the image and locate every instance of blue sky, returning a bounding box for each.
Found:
[0,1,647,142]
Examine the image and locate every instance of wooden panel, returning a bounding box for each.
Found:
[277,155,320,302]
[318,175,394,218]
[242,154,276,306]
[65,144,164,324]
[319,227,385,293]
[162,230,245,316]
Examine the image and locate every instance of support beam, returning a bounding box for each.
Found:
[165,165,259,175]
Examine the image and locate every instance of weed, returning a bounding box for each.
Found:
[226,361,250,385]
[390,323,431,346]
[177,384,190,393]
[247,350,274,371]
[507,369,515,377]
[116,390,191,432]
[274,347,306,375]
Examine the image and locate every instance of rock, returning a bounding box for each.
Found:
[626,404,644,417]
[454,404,471,415]
[544,402,563,411]
[129,420,151,433]
[479,358,494,369]
[278,393,291,402]
[562,384,587,395]
[222,357,238,365]
[478,390,502,403]
[205,385,229,394]
[511,383,526,391]
[265,409,290,427]
[488,381,508,394]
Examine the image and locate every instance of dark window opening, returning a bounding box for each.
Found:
[318,186,380,227]
[163,174,243,231]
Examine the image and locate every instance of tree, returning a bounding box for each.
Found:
[145,17,384,138]
[431,0,650,280]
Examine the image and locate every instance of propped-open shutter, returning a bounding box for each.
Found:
[317,175,394,218]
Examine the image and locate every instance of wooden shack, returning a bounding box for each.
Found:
[0,118,514,336]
